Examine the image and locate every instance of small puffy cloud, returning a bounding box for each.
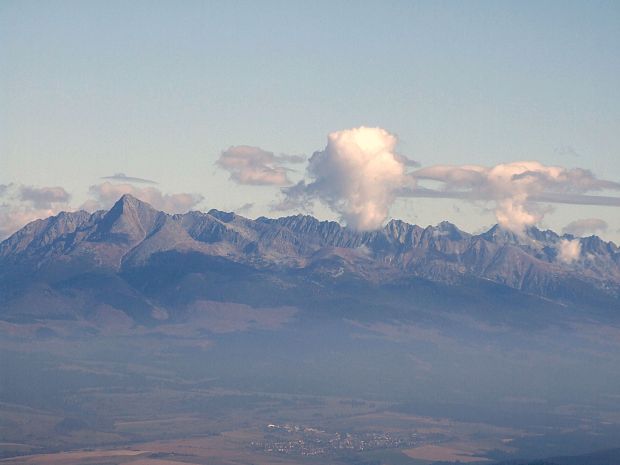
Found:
[101,173,157,184]
[217,146,302,186]
[410,161,620,234]
[236,203,254,214]
[19,186,71,209]
[562,218,608,237]
[0,185,71,239]
[280,126,415,231]
[84,182,203,213]
[557,238,581,263]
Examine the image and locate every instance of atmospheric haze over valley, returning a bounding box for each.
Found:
[1,193,620,464]
[2,2,620,464]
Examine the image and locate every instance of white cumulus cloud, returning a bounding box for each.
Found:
[280,126,414,231]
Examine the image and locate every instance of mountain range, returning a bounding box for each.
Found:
[1,193,619,325]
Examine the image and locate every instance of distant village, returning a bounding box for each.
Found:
[250,423,444,457]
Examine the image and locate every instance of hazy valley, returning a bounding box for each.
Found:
[0,195,619,464]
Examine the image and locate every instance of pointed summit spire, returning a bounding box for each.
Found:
[92,194,162,244]
[113,193,153,211]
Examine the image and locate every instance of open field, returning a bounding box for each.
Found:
[0,388,522,465]
[2,321,620,464]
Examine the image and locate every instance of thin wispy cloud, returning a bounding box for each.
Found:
[396,188,620,207]
[531,192,620,207]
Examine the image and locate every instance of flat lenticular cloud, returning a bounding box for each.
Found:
[280,126,414,231]
[410,161,620,234]
[101,173,158,184]
[562,218,609,236]
[84,182,203,213]
[217,146,304,186]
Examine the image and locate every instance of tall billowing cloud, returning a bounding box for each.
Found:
[281,127,412,231]
[0,185,72,239]
[563,218,608,237]
[410,161,620,234]
[83,182,203,213]
[217,146,304,186]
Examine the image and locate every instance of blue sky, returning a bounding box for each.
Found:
[1,1,619,240]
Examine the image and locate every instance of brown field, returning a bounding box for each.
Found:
[0,403,519,465]
[0,449,147,465]
[403,444,491,463]
[0,433,311,465]
[0,334,532,465]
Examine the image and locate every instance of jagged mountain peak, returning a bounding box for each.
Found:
[479,224,555,247]
[480,224,522,243]
[90,194,163,244]
[434,220,468,240]
[111,193,158,216]
[1,195,619,304]
[207,209,237,223]
[0,209,94,259]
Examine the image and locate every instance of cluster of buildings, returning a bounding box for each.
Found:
[249,423,422,457]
